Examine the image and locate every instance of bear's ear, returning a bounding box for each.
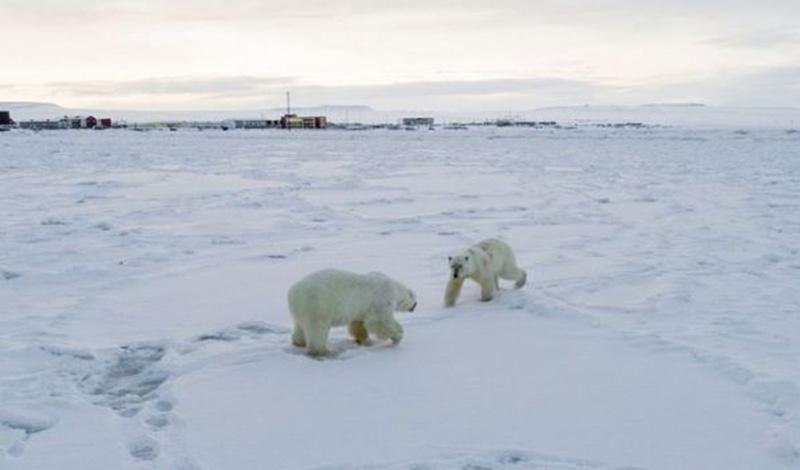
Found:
[448,256,452,261]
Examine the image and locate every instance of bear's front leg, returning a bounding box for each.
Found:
[367,313,404,344]
[479,277,495,302]
[304,319,332,357]
[291,323,306,347]
[386,318,404,344]
[444,278,464,307]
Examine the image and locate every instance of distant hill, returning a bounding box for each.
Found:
[2,102,798,128]
[0,102,68,120]
[500,104,800,129]
[268,105,374,113]
[641,103,707,107]
[0,102,376,123]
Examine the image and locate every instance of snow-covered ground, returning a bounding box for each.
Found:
[1,126,799,469]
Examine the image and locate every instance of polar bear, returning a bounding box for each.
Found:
[444,238,526,307]
[288,269,417,356]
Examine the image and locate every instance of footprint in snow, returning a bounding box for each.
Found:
[128,435,159,461]
[192,321,289,343]
[154,399,174,412]
[0,409,58,457]
[78,343,169,417]
[145,413,169,430]
[1,270,21,281]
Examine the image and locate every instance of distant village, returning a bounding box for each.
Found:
[0,109,651,133]
[0,110,331,132]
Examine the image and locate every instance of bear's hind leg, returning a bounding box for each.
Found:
[291,322,306,347]
[500,264,527,288]
[304,319,331,357]
[348,320,370,345]
[515,271,527,288]
[366,313,404,344]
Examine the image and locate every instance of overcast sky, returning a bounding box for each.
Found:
[1,0,798,111]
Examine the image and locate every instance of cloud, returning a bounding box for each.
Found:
[274,78,606,111]
[1,70,798,111]
[0,0,502,26]
[8,0,793,31]
[313,78,601,97]
[3,0,798,108]
[0,75,608,110]
[705,29,800,49]
[9,76,296,98]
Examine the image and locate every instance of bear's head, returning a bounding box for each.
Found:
[448,250,479,280]
[369,272,417,312]
[394,283,417,312]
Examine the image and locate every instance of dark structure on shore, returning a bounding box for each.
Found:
[18,115,113,130]
[280,114,327,129]
[0,111,12,126]
[401,117,434,127]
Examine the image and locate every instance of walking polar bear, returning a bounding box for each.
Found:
[288,269,417,356]
[445,238,526,307]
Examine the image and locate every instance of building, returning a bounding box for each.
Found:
[62,116,98,128]
[18,119,68,130]
[303,116,327,128]
[401,117,434,127]
[0,111,12,131]
[231,119,281,129]
[280,114,304,129]
[280,114,327,129]
[17,115,108,130]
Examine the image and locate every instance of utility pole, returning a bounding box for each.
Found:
[286,91,291,131]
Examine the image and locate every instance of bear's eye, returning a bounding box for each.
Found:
[465,257,469,261]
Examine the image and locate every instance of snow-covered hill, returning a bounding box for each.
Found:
[1,126,798,469]
[0,102,378,124]
[0,102,68,120]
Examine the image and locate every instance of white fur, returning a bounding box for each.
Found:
[288,269,417,356]
[444,238,527,307]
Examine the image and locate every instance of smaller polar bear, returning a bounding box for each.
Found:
[288,269,417,356]
[445,238,526,307]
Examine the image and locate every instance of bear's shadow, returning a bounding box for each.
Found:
[284,337,398,361]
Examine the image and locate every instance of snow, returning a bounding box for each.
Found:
[1,125,799,469]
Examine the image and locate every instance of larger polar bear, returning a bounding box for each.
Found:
[288,269,417,357]
[445,238,526,307]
